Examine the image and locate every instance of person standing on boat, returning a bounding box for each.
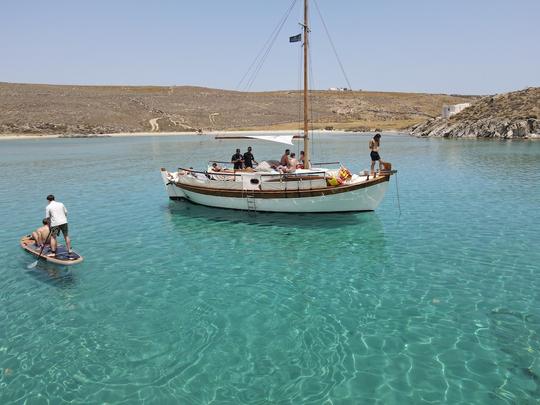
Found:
[243,146,258,169]
[231,148,244,170]
[369,133,383,175]
[45,194,72,256]
[298,150,305,169]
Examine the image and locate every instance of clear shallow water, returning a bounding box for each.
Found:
[0,133,539,404]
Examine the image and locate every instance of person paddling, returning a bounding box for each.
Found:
[45,194,72,256]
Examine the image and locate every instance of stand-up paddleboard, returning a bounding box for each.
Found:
[20,235,83,266]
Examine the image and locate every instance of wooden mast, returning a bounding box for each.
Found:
[303,0,310,169]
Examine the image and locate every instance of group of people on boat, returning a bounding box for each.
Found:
[226,146,306,173]
[231,147,258,170]
[279,149,305,172]
[209,133,386,177]
[30,194,73,257]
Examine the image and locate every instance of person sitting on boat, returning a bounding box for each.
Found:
[243,146,258,169]
[298,150,305,169]
[280,149,290,167]
[45,194,72,256]
[231,148,244,170]
[288,152,299,171]
[211,162,223,172]
[369,133,383,176]
[31,218,50,248]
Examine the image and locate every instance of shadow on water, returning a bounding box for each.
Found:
[23,261,76,288]
[165,199,382,230]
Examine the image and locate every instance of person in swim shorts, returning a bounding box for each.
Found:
[45,194,72,256]
[369,133,383,176]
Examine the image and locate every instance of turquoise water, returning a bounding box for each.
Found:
[0,133,539,404]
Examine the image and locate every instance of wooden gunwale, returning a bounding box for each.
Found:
[174,175,390,199]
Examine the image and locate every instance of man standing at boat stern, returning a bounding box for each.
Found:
[45,194,72,256]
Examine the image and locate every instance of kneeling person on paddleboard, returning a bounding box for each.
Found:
[31,218,50,248]
[45,194,72,256]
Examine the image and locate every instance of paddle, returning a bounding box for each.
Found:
[27,227,53,269]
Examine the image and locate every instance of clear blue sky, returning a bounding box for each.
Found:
[1,0,539,95]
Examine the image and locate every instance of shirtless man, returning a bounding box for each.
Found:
[32,218,50,247]
[288,152,299,170]
[369,133,383,175]
[280,149,290,167]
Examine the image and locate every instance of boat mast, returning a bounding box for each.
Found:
[303,0,310,169]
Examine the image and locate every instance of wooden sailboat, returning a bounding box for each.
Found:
[160,0,395,213]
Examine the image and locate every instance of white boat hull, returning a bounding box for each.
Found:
[161,169,390,213]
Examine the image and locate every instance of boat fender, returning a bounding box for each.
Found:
[339,167,352,181]
[326,176,343,186]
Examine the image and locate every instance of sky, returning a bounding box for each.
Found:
[1,0,539,95]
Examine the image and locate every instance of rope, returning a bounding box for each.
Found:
[313,0,354,90]
[236,0,298,91]
[308,46,318,161]
[395,172,402,216]
[297,39,303,155]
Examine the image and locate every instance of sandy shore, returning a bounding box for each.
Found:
[0,129,402,141]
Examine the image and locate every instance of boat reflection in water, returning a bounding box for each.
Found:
[166,199,386,248]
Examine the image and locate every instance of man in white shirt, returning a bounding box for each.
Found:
[45,194,72,256]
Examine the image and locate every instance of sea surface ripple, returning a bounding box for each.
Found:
[0,134,539,404]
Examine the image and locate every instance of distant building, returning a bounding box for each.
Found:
[442,103,471,118]
[328,87,352,92]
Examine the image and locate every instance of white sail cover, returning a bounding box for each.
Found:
[215,134,294,145]
[246,135,294,145]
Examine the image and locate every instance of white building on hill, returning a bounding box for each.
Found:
[442,103,471,118]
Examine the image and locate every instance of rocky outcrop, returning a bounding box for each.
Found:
[410,87,540,138]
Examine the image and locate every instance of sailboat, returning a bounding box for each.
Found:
[160,0,395,213]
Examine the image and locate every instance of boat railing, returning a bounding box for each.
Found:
[177,167,328,180]
[311,161,341,167]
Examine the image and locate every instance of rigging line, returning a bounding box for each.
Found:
[308,45,317,160]
[244,7,293,92]
[236,0,298,91]
[313,0,353,91]
[297,43,303,154]
[395,172,402,216]
[243,0,299,91]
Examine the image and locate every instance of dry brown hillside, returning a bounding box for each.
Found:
[0,82,476,135]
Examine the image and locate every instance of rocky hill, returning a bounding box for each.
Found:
[0,82,475,136]
[410,87,540,138]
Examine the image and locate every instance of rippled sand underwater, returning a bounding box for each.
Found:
[0,134,539,403]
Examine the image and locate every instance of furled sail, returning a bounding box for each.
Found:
[215,134,294,145]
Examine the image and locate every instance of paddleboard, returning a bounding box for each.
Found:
[20,235,84,266]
